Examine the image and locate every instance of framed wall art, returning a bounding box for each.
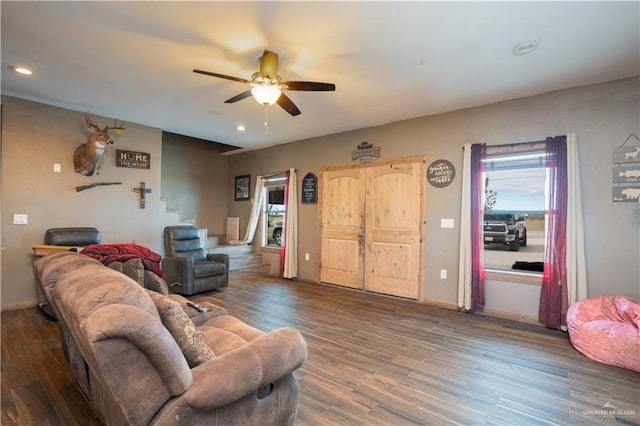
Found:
[612,133,640,202]
[301,172,318,204]
[234,175,251,201]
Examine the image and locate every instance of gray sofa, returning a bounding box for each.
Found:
[33,251,307,425]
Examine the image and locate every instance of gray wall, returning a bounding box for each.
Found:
[161,132,228,235]
[0,96,186,309]
[227,77,640,305]
[2,77,638,312]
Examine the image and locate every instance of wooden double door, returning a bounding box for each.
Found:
[319,156,426,299]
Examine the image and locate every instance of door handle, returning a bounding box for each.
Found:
[358,233,365,254]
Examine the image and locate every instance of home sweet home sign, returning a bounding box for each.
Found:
[116,149,150,169]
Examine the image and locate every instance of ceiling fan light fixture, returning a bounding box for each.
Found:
[251,85,281,105]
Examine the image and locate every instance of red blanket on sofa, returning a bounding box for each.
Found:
[80,244,164,277]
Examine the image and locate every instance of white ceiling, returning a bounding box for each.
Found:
[2,1,638,153]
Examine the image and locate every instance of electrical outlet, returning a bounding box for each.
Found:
[53,163,61,173]
[13,214,28,225]
[440,269,447,279]
[305,253,310,261]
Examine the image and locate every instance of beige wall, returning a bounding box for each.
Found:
[3,77,638,313]
[161,132,228,236]
[0,97,188,309]
[227,77,640,306]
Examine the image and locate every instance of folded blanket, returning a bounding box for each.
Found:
[81,244,164,277]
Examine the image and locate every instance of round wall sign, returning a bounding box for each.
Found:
[427,159,456,188]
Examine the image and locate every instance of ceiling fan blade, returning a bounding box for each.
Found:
[259,50,279,80]
[193,69,250,84]
[225,90,253,104]
[283,81,336,91]
[276,93,301,116]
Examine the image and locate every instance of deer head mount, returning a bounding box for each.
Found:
[73,113,125,176]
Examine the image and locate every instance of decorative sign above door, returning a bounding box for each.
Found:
[351,141,381,163]
[427,159,455,188]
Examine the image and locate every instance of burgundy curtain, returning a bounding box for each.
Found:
[279,170,290,275]
[470,143,486,310]
[539,136,568,327]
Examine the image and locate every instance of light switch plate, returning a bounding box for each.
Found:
[440,269,447,279]
[13,214,28,225]
[441,218,454,229]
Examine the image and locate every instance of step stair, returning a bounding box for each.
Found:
[205,239,269,273]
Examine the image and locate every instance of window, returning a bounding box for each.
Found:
[263,175,287,247]
[482,146,546,272]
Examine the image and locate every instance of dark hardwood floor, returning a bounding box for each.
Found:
[2,270,639,425]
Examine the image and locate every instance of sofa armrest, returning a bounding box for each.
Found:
[206,253,229,268]
[85,305,193,395]
[205,253,229,287]
[184,327,307,409]
[161,257,194,290]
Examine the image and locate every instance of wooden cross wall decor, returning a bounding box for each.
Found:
[133,181,152,209]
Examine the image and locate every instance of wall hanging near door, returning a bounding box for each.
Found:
[612,133,640,202]
[301,172,318,204]
[235,175,251,201]
[427,159,456,188]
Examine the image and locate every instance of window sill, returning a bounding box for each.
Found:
[485,269,542,286]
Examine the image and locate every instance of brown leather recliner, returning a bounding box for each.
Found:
[162,226,229,295]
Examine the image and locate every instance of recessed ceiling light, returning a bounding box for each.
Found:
[236,125,246,132]
[10,65,33,75]
[512,40,539,56]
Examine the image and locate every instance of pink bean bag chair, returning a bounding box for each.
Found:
[567,295,640,372]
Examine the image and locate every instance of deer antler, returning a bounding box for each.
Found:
[108,119,126,135]
[85,112,101,131]
[85,113,125,135]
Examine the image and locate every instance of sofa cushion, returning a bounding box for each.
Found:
[34,252,103,295]
[144,270,170,295]
[109,258,170,295]
[44,227,101,246]
[199,315,265,355]
[108,258,145,285]
[146,291,214,367]
[200,326,248,355]
[167,295,226,325]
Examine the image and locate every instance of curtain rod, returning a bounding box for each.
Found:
[261,169,297,179]
[487,139,547,148]
[485,139,547,155]
[464,139,547,151]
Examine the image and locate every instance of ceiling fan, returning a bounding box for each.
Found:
[193,50,335,116]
